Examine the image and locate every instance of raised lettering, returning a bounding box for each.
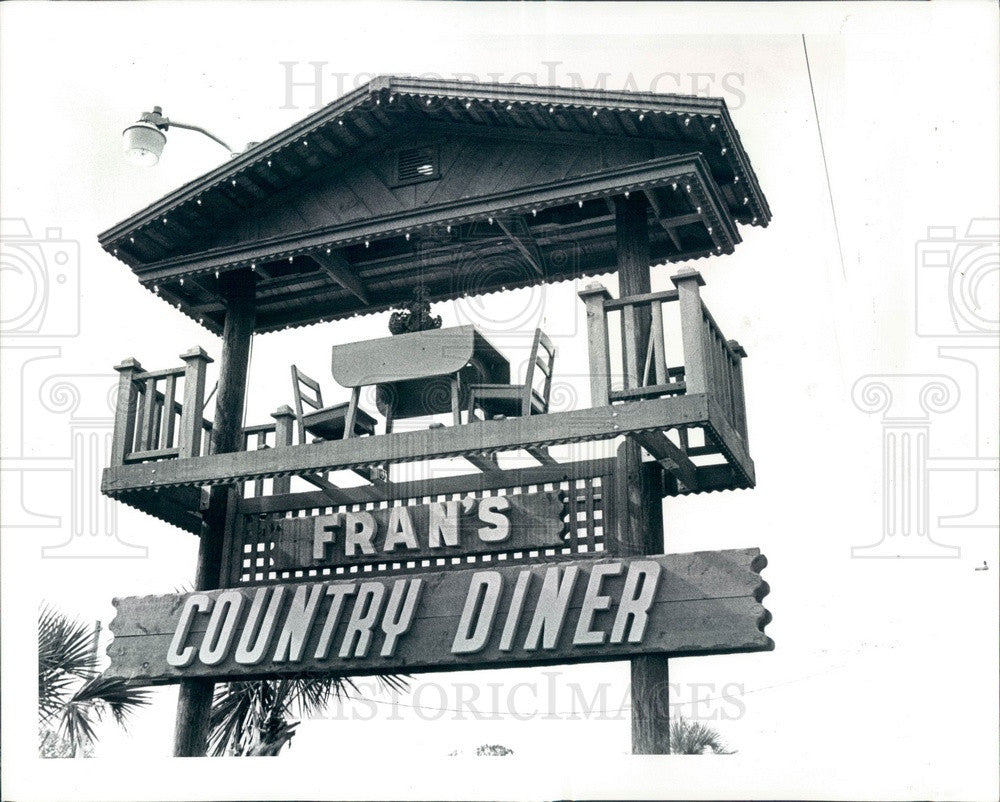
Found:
[477,496,511,542]
[498,570,531,652]
[344,511,376,556]
[383,507,418,552]
[610,561,661,644]
[339,582,385,658]
[234,586,286,665]
[573,563,623,645]
[524,566,579,651]
[199,590,244,666]
[167,593,211,668]
[313,583,355,660]
[427,501,460,548]
[452,572,503,655]
[313,513,342,560]
[380,579,423,657]
[272,584,325,662]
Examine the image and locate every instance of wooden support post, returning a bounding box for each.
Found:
[728,340,749,447]
[178,347,213,458]
[577,283,613,407]
[612,191,670,754]
[110,358,144,466]
[615,193,652,386]
[271,405,296,495]
[613,441,669,753]
[671,268,708,395]
[174,269,256,758]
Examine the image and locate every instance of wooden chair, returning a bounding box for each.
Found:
[290,365,377,442]
[467,329,556,420]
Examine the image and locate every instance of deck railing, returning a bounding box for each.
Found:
[578,268,749,447]
[111,348,214,465]
[111,348,296,496]
[107,272,748,506]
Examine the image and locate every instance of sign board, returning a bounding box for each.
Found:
[226,462,612,586]
[105,548,771,684]
[254,491,567,571]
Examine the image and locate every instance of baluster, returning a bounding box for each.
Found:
[724,348,737,426]
[671,269,708,395]
[140,376,158,451]
[649,300,668,386]
[111,358,144,466]
[271,405,296,495]
[178,347,213,458]
[253,431,265,497]
[620,302,641,391]
[702,316,718,398]
[151,382,164,450]
[728,340,749,446]
[578,283,613,406]
[161,373,177,449]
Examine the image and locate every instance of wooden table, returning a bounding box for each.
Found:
[330,325,509,430]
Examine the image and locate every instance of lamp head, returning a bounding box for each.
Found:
[123,106,167,166]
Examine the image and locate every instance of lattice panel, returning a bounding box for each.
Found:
[232,474,610,585]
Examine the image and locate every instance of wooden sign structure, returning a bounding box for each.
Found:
[97,76,772,756]
[106,549,770,683]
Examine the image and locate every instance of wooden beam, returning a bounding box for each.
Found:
[632,430,700,493]
[526,445,558,466]
[240,458,616,515]
[174,268,256,758]
[308,251,370,305]
[465,453,502,473]
[133,154,724,284]
[103,395,712,495]
[104,548,772,685]
[642,189,704,252]
[495,217,544,277]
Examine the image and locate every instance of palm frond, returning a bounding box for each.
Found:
[38,605,101,729]
[669,717,736,755]
[38,605,99,679]
[39,671,77,726]
[71,676,152,728]
[209,673,409,756]
[59,698,98,756]
[209,682,263,756]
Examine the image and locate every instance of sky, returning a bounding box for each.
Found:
[1,2,998,800]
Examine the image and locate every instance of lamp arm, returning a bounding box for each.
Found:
[162,119,235,154]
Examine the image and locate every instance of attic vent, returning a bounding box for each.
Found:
[395,146,439,185]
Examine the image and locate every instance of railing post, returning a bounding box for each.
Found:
[671,268,708,395]
[271,405,296,495]
[728,340,749,446]
[577,282,613,406]
[178,347,213,458]
[111,358,144,466]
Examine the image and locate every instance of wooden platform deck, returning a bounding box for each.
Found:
[102,393,753,534]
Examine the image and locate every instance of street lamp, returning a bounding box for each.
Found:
[122,106,237,166]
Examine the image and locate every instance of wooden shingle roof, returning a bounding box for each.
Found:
[99,75,770,334]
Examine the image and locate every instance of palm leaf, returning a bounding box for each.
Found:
[39,604,152,757]
[59,700,97,756]
[669,717,736,755]
[208,674,410,756]
[38,605,99,679]
[38,605,101,729]
[71,676,152,727]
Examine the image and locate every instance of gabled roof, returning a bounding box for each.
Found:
[99,75,770,334]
